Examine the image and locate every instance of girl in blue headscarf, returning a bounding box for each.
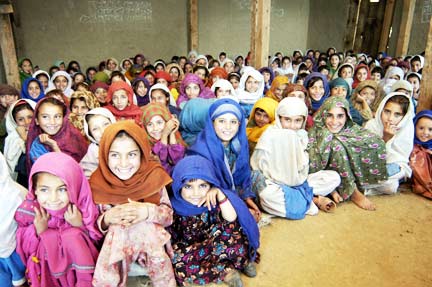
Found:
[169,155,259,287]
[20,78,45,103]
[187,98,261,221]
[303,72,330,114]
[410,110,432,199]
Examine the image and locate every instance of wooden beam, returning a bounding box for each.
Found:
[378,0,395,53]
[0,4,13,14]
[188,0,198,52]
[418,16,432,112]
[343,0,360,52]
[353,0,369,52]
[250,0,271,69]
[395,0,416,56]
[0,4,20,89]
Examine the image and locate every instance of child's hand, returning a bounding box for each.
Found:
[383,122,400,142]
[16,126,28,141]
[103,204,137,227]
[34,206,49,235]
[169,117,180,134]
[127,198,150,223]
[198,187,223,210]
[245,198,262,222]
[39,134,60,152]
[64,204,83,227]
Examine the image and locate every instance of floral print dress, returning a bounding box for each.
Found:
[169,206,250,286]
[308,96,388,199]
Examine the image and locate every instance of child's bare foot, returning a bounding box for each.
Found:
[313,196,336,212]
[224,270,243,287]
[351,189,376,211]
[330,191,343,203]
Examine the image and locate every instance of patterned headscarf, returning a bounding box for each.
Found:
[308,96,388,199]
[140,102,185,146]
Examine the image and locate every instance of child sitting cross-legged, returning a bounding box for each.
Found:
[169,155,260,287]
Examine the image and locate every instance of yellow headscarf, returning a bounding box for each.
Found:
[265,75,289,102]
[246,97,278,145]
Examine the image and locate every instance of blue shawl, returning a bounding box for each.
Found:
[187,98,253,199]
[20,77,45,103]
[171,155,260,260]
[414,110,432,149]
[179,98,216,146]
[303,72,330,113]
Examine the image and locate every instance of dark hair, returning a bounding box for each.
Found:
[49,66,60,76]
[306,77,324,89]
[12,101,33,121]
[193,65,209,77]
[67,60,81,72]
[38,95,66,115]
[271,58,281,67]
[228,72,240,81]
[151,88,170,99]
[318,65,329,73]
[385,94,410,116]
[171,56,179,63]
[219,52,226,57]
[281,56,291,62]
[407,73,421,82]
[109,71,126,84]
[295,72,309,83]
[371,66,384,77]
[0,84,19,97]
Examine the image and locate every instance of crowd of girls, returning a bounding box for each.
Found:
[0,48,429,286]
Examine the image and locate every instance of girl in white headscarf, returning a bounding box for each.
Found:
[250,97,340,218]
[236,67,265,118]
[364,92,415,195]
[47,71,74,97]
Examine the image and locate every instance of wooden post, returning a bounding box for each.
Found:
[378,0,395,53]
[353,0,369,52]
[395,0,416,56]
[188,0,198,53]
[250,0,271,69]
[418,17,432,112]
[343,0,360,52]
[0,4,20,89]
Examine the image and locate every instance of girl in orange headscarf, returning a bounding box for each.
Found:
[90,121,176,287]
[265,75,289,102]
[246,97,278,155]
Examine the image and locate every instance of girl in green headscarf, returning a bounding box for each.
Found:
[308,97,388,210]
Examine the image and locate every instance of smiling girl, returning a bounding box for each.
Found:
[141,103,185,175]
[15,152,101,287]
[21,78,45,103]
[308,97,388,210]
[246,97,278,155]
[105,81,142,126]
[26,91,88,168]
[5,99,36,185]
[188,98,262,221]
[410,110,432,199]
[90,121,176,287]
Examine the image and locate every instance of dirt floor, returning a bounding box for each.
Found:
[128,189,432,287]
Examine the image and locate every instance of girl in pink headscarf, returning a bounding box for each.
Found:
[15,152,102,287]
[176,74,215,109]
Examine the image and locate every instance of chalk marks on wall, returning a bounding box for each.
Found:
[422,0,432,23]
[79,0,153,27]
[236,0,285,18]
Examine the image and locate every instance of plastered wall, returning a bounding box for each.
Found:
[1,0,428,80]
[198,0,310,60]
[12,0,188,70]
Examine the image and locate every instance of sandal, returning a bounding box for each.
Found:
[314,196,337,213]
